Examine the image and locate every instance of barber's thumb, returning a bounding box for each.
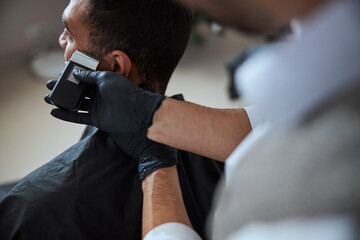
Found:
[73,69,99,85]
[51,108,92,125]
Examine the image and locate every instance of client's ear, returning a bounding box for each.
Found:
[109,50,132,77]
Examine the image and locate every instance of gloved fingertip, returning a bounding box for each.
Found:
[50,108,67,120]
[50,108,70,122]
[44,94,53,105]
[73,68,84,75]
[73,69,97,85]
[50,108,59,117]
[46,79,57,90]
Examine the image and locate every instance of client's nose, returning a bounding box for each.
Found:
[59,32,67,49]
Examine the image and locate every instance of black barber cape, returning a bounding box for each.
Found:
[0,126,223,240]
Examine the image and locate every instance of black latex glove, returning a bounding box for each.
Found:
[44,70,165,134]
[112,133,178,181]
[45,73,177,180]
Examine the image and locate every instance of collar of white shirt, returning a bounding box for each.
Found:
[236,0,360,130]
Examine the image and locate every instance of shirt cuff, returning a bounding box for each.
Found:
[243,105,264,131]
[144,222,202,240]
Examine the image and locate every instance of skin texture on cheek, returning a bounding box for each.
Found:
[64,40,77,62]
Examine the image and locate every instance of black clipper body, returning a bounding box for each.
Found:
[48,50,99,111]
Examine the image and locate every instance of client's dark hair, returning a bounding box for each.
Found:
[85,0,193,94]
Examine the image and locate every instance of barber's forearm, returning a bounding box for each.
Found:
[142,166,192,238]
[147,98,252,162]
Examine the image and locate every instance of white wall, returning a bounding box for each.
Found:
[0,0,68,71]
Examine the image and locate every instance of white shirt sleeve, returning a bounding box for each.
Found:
[243,105,264,131]
[144,222,202,240]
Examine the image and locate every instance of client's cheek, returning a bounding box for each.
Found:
[63,49,76,64]
[97,59,113,71]
[64,51,71,63]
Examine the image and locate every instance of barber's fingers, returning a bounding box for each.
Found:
[44,79,58,105]
[46,79,58,90]
[44,94,91,111]
[44,94,53,105]
[78,98,91,111]
[73,69,100,85]
[51,108,91,125]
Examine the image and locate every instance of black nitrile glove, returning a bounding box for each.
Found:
[44,70,165,134]
[112,133,178,181]
[45,72,177,180]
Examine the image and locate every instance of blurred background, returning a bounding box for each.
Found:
[0,0,262,185]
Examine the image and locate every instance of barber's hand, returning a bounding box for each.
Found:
[112,133,178,181]
[44,70,165,134]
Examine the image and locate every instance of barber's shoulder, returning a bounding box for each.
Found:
[211,88,360,238]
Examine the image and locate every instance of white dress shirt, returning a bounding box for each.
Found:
[144,0,360,239]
